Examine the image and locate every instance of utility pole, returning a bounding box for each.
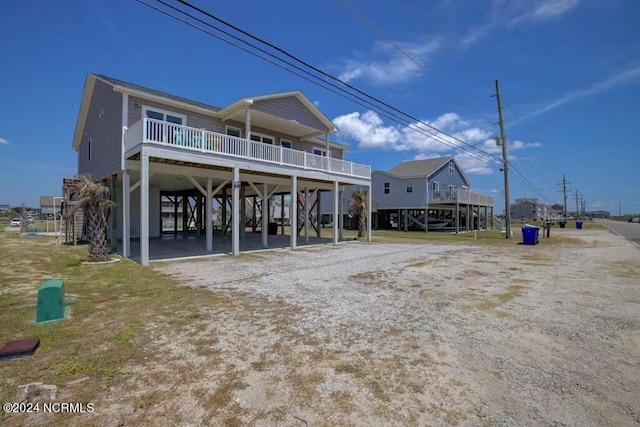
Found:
[575,190,580,220]
[494,80,511,239]
[562,174,568,221]
[619,200,622,217]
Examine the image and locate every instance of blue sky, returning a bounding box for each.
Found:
[1,0,639,214]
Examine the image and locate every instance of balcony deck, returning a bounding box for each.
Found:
[429,189,494,207]
[125,118,371,180]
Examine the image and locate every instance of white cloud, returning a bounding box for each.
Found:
[514,65,640,124]
[333,110,541,175]
[338,39,439,85]
[462,0,581,47]
[0,137,8,145]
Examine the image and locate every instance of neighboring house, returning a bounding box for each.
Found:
[586,210,609,219]
[72,73,372,265]
[40,196,57,219]
[322,156,494,232]
[0,204,9,213]
[510,198,549,221]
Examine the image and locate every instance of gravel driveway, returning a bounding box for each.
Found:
[153,230,640,426]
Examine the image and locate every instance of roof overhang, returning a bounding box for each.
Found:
[71,74,98,151]
[219,91,338,134]
[111,85,222,119]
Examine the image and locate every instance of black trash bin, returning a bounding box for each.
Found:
[559,221,566,228]
[268,222,278,235]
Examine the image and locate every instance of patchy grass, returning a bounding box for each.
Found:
[0,231,243,425]
[473,285,528,313]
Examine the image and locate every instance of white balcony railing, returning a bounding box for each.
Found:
[126,118,371,179]
[457,188,493,206]
[428,188,493,206]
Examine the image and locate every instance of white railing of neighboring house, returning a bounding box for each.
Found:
[126,117,372,179]
[457,188,493,206]
[428,188,494,206]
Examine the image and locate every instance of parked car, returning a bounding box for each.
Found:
[10,218,20,227]
[628,217,640,223]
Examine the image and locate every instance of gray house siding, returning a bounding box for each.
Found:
[128,96,225,132]
[115,183,161,238]
[428,160,468,192]
[252,96,327,131]
[78,80,122,179]
[373,172,427,209]
[510,201,536,220]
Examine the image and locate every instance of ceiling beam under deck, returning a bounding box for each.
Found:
[124,159,360,191]
[125,146,370,186]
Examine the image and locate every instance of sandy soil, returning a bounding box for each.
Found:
[116,229,638,425]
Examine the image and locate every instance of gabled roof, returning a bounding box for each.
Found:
[95,74,222,112]
[388,157,452,178]
[383,156,471,186]
[217,90,337,133]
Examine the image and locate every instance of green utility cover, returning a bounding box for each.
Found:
[35,279,69,324]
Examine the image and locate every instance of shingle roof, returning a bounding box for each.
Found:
[94,74,222,112]
[387,156,453,178]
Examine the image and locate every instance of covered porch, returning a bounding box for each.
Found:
[112,147,372,265]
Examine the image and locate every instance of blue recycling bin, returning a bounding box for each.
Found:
[576,221,583,229]
[522,225,539,245]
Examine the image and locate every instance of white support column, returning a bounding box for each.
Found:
[245,106,251,140]
[291,176,298,249]
[367,185,372,242]
[333,181,339,245]
[140,150,150,266]
[325,132,330,158]
[122,169,130,257]
[232,166,240,255]
[304,187,309,243]
[262,183,268,247]
[206,177,213,251]
[338,187,344,240]
[240,185,246,244]
[425,178,429,233]
[121,93,128,170]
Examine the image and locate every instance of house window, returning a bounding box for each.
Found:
[280,139,292,149]
[449,185,456,191]
[406,181,413,193]
[449,161,455,175]
[225,126,241,137]
[431,181,439,191]
[143,107,185,125]
[384,182,390,194]
[87,138,92,161]
[250,133,274,144]
[313,147,327,156]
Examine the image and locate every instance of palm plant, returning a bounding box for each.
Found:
[349,189,368,238]
[67,175,115,262]
[20,203,29,234]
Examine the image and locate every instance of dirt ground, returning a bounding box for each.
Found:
[129,228,638,426]
[4,228,638,426]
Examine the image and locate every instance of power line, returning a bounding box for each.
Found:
[136,0,503,169]
[139,0,555,202]
[170,0,503,161]
[337,0,497,127]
